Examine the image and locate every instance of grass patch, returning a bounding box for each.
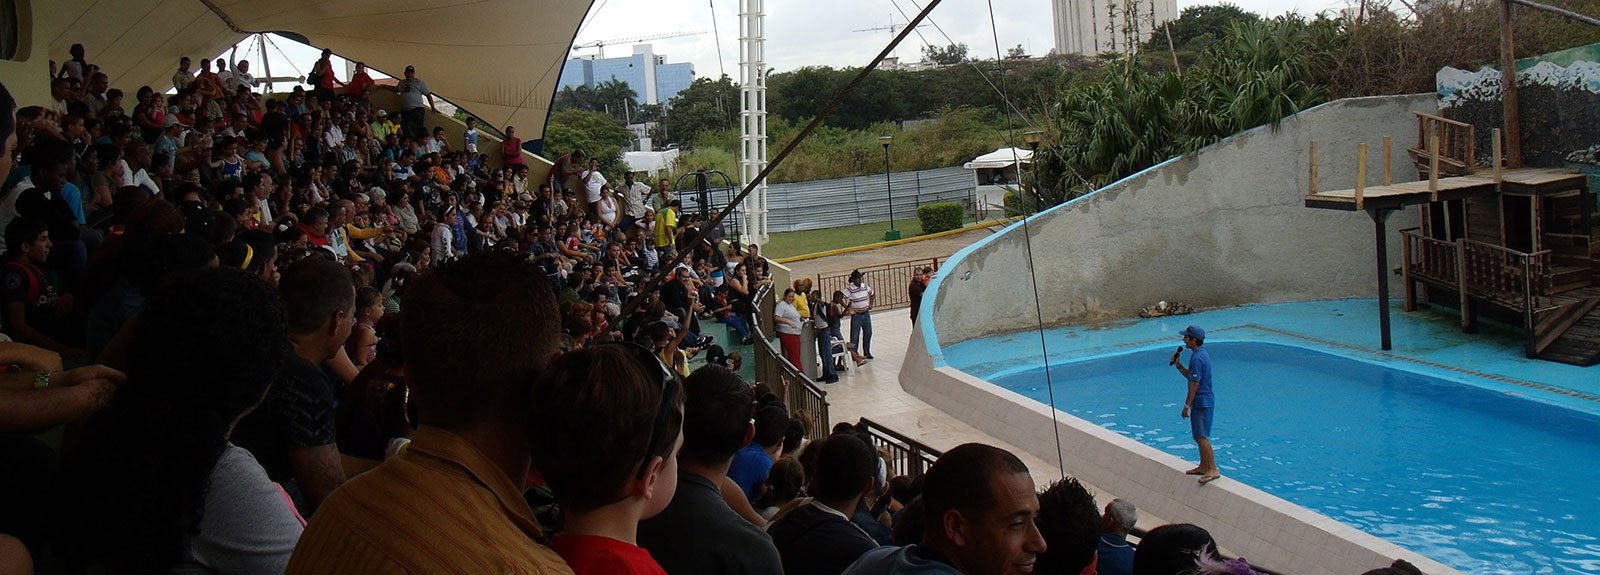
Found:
[760,216,1002,259]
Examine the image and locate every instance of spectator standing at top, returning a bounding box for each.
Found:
[845,270,875,360]
[231,257,355,516]
[502,125,525,166]
[171,57,194,91]
[308,49,341,103]
[58,44,89,81]
[463,116,480,155]
[638,366,784,574]
[226,60,256,93]
[1170,325,1220,485]
[655,200,679,262]
[346,61,375,101]
[552,148,587,194]
[391,65,437,140]
[842,443,1047,575]
[621,172,649,232]
[580,158,605,217]
[1097,499,1137,575]
[654,177,675,212]
[908,266,930,325]
[286,252,573,574]
[768,433,883,575]
[531,343,685,575]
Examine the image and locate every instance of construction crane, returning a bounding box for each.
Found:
[853,15,928,60]
[571,31,705,58]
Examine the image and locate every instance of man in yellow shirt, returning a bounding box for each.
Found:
[369,109,396,142]
[655,200,678,260]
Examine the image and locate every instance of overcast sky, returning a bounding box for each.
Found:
[571,0,1354,76]
[232,0,1355,91]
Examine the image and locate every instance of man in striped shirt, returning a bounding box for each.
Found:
[286,252,573,574]
[845,270,875,359]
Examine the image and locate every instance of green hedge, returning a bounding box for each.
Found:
[917,202,964,234]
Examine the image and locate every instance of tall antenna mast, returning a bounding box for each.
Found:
[738,0,770,245]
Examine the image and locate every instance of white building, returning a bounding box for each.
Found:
[1052,0,1178,56]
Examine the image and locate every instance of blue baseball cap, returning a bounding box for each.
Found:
[1179,325,1205,341]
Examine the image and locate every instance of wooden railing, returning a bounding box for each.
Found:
[749,282,830,440]
[855,417,944,480]
[1415,112,1476,169]
[1461,239,1551,314]
[815,257,943,311]
[1402,228,1458,284]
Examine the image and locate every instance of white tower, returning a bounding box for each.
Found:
[738,0,769,246]
[1053,0,1177,56]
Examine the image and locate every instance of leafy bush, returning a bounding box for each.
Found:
[917,202,965,234]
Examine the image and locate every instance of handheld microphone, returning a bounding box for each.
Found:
[1169,346,1183,366]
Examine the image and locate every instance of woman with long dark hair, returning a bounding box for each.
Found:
[60,268,302,574]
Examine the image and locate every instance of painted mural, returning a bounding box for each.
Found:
[1438,42,1600,185]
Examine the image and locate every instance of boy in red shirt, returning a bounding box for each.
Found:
[529,342,684,574]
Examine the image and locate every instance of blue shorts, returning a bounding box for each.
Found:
[1190,406,1213,439]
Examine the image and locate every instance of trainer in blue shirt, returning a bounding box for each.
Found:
[1171,325,1220,484]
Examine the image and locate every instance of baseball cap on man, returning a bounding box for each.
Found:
[1179,325,1205,342]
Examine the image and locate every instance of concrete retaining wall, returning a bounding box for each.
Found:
[927,95,1436,349]
[900,94,1462,574]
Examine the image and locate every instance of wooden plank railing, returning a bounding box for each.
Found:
[1402,229,1458,285]
[1415,112,1476,169]
[1461,239,1551,315]
[815,257,942,311]
[855,417,943,481]
[750,281,830,440]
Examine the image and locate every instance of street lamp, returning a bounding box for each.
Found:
[881,135,899,241]
[1022,130,1043,214]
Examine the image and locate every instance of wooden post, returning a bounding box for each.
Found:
[1429,133,1441,201]
[1500,0,1523,169]
[1457,240,1476,332]
[1492,128,1503,183]
[1383,136,1393,186]
[1309,142,1319,195]
[1403,229,1416,312]
[1356,144,1368,210]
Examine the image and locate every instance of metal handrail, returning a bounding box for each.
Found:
[815,257,942,312]
[749,280,830,440]
[855,417,943,480]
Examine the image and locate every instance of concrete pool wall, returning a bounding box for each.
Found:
[926,94,1435,350]
[905,94,1459,575]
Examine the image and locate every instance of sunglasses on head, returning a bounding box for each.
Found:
[592,340,679,477]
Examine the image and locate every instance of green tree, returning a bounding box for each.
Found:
[593,78,640,121]
[1145,3,1261,53]
[921,43,969,65]
[543,109,635,175]
[662,76,740,146]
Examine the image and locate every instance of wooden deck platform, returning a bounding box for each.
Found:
[1304,167,1587,212]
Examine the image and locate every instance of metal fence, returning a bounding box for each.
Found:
[855,418,944,480]
[816,257,943,312]
[750,282,831,441]
[676,167,978,235]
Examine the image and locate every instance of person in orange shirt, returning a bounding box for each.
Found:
[286,251,573,574]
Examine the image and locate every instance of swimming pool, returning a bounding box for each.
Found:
[988,342,1600,574]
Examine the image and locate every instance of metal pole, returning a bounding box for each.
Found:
[1372,208,1394,350]
[885,144,895,231]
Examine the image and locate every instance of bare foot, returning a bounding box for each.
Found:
[1184,467,1205,475]
[1197,472,1222,485]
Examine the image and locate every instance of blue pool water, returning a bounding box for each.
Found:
[989,342,1600,574]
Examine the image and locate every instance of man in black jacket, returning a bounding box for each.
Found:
[769,433,882,575]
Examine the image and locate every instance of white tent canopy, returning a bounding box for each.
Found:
[963,147,1035,170]
[42,0,593,145]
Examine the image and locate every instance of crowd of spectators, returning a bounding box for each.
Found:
[0,47,1429,575]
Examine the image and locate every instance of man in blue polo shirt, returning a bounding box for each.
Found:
[1170,325,1220,484]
